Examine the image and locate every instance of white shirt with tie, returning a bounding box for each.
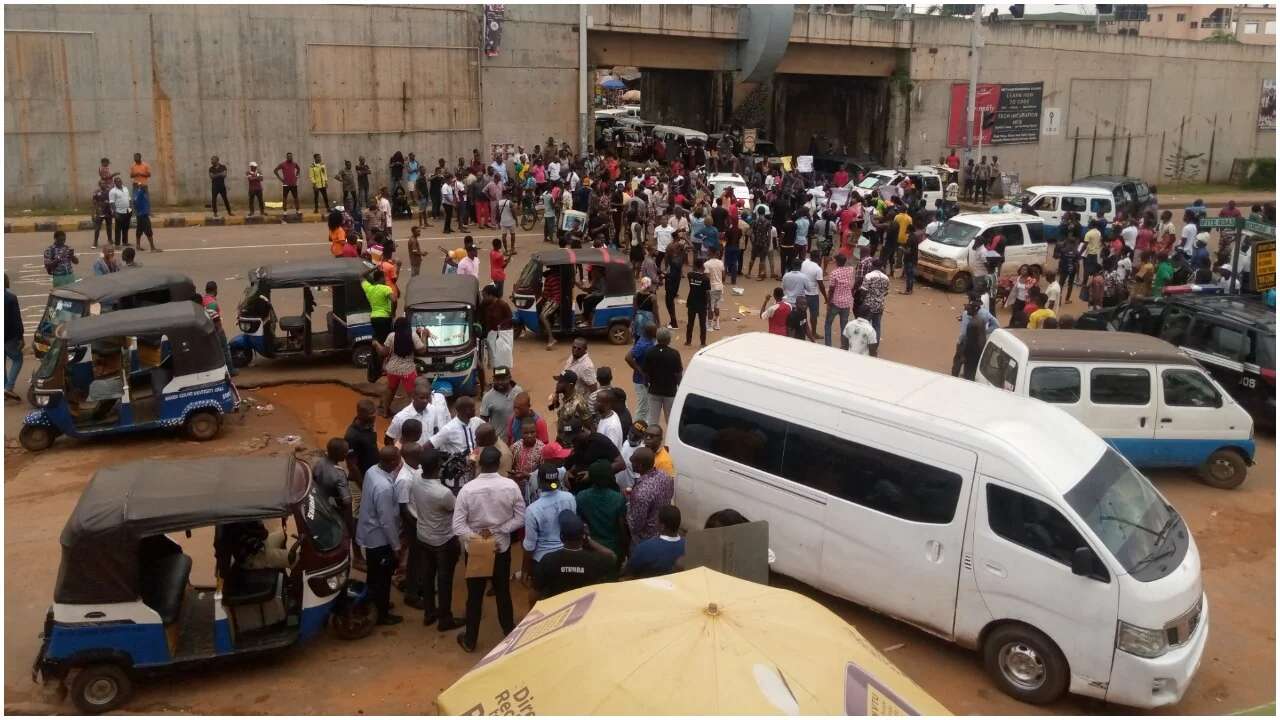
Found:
[430,416,484,455]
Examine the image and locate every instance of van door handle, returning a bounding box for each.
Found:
[1160,417,1173,423]
[925,540,943,563]
[84,611,106,619]
[983,561,1007,578]
[1139,416,1147,427]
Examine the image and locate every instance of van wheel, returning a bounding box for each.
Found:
[70,663,133,714]
[351,343,374,368]
[1199,449,1247,489]
[184,410,221,441]
[949,272,972,294]
[608,322,631,345]
[230,346,253,369]
[983,623,1069,705]
[19,424,55,452]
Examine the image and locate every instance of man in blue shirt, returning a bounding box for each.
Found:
[356,445,404,625]
[694,223,720,259]
[951,294,999,377]
[623,505,685,578]
[133,185,158,252]
[625,323,657,428]
[522,466,577,562]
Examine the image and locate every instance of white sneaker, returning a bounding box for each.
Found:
[713,321,721,331]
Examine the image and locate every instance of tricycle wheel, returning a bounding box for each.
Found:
[608,322,631,345]
[70,663,132,714]
[1199,449,1247,489]
[331,602,375,641]
[19,424,55,452]
[519,211,537,232]
[183,410,222,441]
[230,346,253,369]
[351,342,374,369]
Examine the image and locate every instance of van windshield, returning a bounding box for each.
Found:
[930,220,982,247]
[1065,448,1181,580]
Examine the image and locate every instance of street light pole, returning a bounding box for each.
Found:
[963,9,983,186]
[578,4,589,154]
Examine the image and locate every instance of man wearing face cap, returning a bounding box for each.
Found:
[548,368,595,431]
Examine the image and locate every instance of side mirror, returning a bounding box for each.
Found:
[1071,546,1094,577]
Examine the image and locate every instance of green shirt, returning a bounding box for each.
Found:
[1152,261,1175,298]
[362,279,394,318]
[575,486,627,561]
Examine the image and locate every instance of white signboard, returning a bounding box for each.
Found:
[796,155,814,173]
[1042,108,1062,136]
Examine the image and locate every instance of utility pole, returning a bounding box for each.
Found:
[578,4,589,154]
[963,9,983,189]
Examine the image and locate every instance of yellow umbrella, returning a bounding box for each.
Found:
[438,567,950,715]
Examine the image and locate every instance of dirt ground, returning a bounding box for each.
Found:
[4,246,1275,715]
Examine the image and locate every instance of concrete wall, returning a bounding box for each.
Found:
[905,18,1276,186]
[4,4,580,209]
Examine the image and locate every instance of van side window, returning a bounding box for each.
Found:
[1031,195,1057,212]
[1025,222,1044,246]
[677,394,786,475]
[924,176,941,191]
[1090,368,1150,405]
[1162,369,1222,408]
[1029,367,1080,403]
[1159,306,1195,345]
[987,484,1106,578]
[1188,320,1250,361]
[979,344,1019,391]
[1061,196,1087,213]
[997,225,1024,247]
[782,425,962,524]
[1090,198,1113,215]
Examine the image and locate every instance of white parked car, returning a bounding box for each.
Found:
[707,173,751,209]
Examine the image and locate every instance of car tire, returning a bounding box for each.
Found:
[982,623,1069,705]
[350,343,374,369]
[949,272,972,294]
[1199,448,1248,490]
[608,322,631,345]
[183,410,222,442]
[70,663,133,715]
[18,424,55,452]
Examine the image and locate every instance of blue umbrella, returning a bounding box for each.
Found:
[600,77,626,90]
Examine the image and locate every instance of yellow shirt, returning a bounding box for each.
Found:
[309,163,328,188]
[894,212,912,244]
[655,447,675,477]
[1028,308,1057,329]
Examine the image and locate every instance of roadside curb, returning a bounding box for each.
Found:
[3,212,327,234]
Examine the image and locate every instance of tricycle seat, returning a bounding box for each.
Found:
[140,552,192,625]
[222,568,279,607]
[278,315,308,334]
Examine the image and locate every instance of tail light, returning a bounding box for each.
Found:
[1262,368,1275,387]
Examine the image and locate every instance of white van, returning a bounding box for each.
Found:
[1024,185,1117,240]
[977,329,1256,489]
[651,125,708,145]
[855,168,944,208]
[917,212,1048,293]
[669,333,1207,708]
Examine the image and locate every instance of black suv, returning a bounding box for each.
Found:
[1078,294,1275,423]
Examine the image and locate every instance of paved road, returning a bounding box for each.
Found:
[4,221,1275,715]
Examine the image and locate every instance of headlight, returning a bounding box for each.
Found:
[1116,621,1168,658]
[452,354,473,371]
[326,575,341,591]
[238,318,259,333]
[33,394,50,407]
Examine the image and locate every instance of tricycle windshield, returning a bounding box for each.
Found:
[35,339,65,380]
[515,261,543,292]
[301,485,344,552]
[38,297,85,337]
[410,309,470,348]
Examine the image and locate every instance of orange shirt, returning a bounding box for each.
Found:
[130,162,152,187]
[329,227,346,257]
[379,260,399,302]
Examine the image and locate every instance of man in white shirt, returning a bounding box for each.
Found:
[781,261,808,304]
[1120,221,1139,252]
[566,169,580,192]
[407,447,462,630]
[703,249,725,331]
[378,187,394,239]
[108,177,132,246]
[843,315,878,356]
[655,217,676,259]
[386,379,451,445]
[457,245,480,278]
[451,446,525,652]
[593,390,624,451]
[1179,215,1199,257]
[547,159,561,183]
[799,249,826,338]
[430,396,482,456]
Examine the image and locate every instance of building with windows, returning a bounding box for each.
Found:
[1141,4,1275,44]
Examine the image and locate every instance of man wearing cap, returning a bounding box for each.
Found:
[531,509,616,600]
[386,378,451,446]
[522,464,577,563]
[548,369,594,432]
[479,366,523,444]
[451,446,526,652]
